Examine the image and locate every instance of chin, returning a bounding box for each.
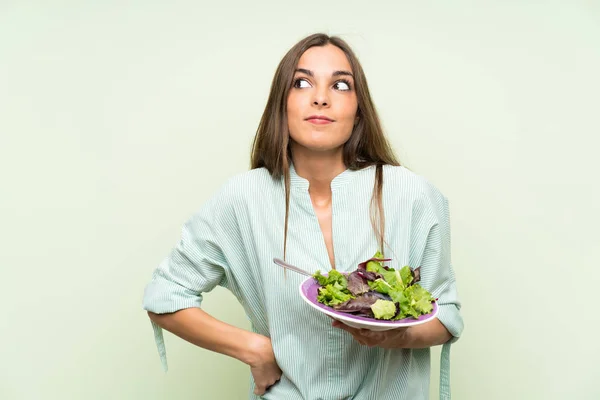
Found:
[297,142,345,154]
[291,135,349,154]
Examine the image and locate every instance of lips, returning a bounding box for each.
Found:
[305,115,334,124]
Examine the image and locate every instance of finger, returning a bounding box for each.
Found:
[332,321,362,335]
[332,320,347,328]
[333,324,365,344]
[350,332,370,345]
[261,378,280,396]
[331,322,380,346]
[359,338,377,347]
[362,330,384,341]
[355,328,373,337]
[352,335,365,345]
[347,328,375,341]
[349,328,376,343]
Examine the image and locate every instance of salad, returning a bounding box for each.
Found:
[312,251,436,321]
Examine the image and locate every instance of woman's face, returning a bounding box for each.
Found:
[286,44,359,155]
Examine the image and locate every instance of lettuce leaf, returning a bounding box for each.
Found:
[399,266,414,287]
[313,269,348,290]
[370,299,397,320]
[368,278,393,294]
[381,268,403,290]
[347,271,370,295]
[359,250,391,275]
[334,292,381,315]
[406,284,435,315]
[393,283,435,320]
[313,270,329,286]
[317,284,354,306]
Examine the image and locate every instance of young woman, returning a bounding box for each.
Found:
[143,33,464,400]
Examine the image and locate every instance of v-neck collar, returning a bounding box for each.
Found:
[288,162,356,192]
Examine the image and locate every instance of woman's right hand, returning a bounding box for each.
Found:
[247,335,282,396]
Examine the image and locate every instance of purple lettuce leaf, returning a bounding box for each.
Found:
[357,257,392,270]
[412,267,421,284]
[333,292,392,316]
[347,271,370,296]
[357,269,382,281]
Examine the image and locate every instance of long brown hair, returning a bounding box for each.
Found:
[250,33,400,262]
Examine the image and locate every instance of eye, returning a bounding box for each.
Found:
[293,78,312,89]
[334,79,352,91]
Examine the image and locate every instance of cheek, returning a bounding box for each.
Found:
[286,94,301,118]
[286,94,306,139]
[339,104,358,135]
[335,97,358,124]
[346,100,359,120]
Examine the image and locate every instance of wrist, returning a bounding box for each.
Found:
[240,333,272,367]
[401,327,417,348]
[403,319,451,348]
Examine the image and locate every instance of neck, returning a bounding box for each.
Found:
[291,145,346,204]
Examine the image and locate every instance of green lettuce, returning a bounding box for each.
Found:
[365,250,386,274]
[399,266,414,287]
[368,278,393,294]
[371,299,397,320]
[313,269,348,289]
[317,284,354,306]
[313,250,436,321]
[392,283,435,320]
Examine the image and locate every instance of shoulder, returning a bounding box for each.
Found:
[383,165,447,201]
[206,167,277,209]
[187,168,274,229]
[220,167,274,192]
[381,165,450,223]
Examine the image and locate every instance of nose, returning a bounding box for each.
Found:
[312,87,329,107]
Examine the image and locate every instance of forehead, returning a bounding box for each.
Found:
[297,44,352,74]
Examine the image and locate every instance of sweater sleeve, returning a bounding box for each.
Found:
[417,186,464,342]
[142,182,238,371]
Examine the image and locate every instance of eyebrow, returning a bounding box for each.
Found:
[295,68,354,78]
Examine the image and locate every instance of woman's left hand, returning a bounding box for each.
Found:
[332,320,412,349]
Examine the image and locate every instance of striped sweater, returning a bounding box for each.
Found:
[143,164,464,400]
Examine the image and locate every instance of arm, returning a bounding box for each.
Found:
[406,318,452,347]
[333,188,463,348]
[142,182,281,396]
[148,308,281,395]
[148,307,270,366]
[331,317,451,349]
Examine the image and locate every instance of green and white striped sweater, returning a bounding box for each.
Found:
[143,164,464,400]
